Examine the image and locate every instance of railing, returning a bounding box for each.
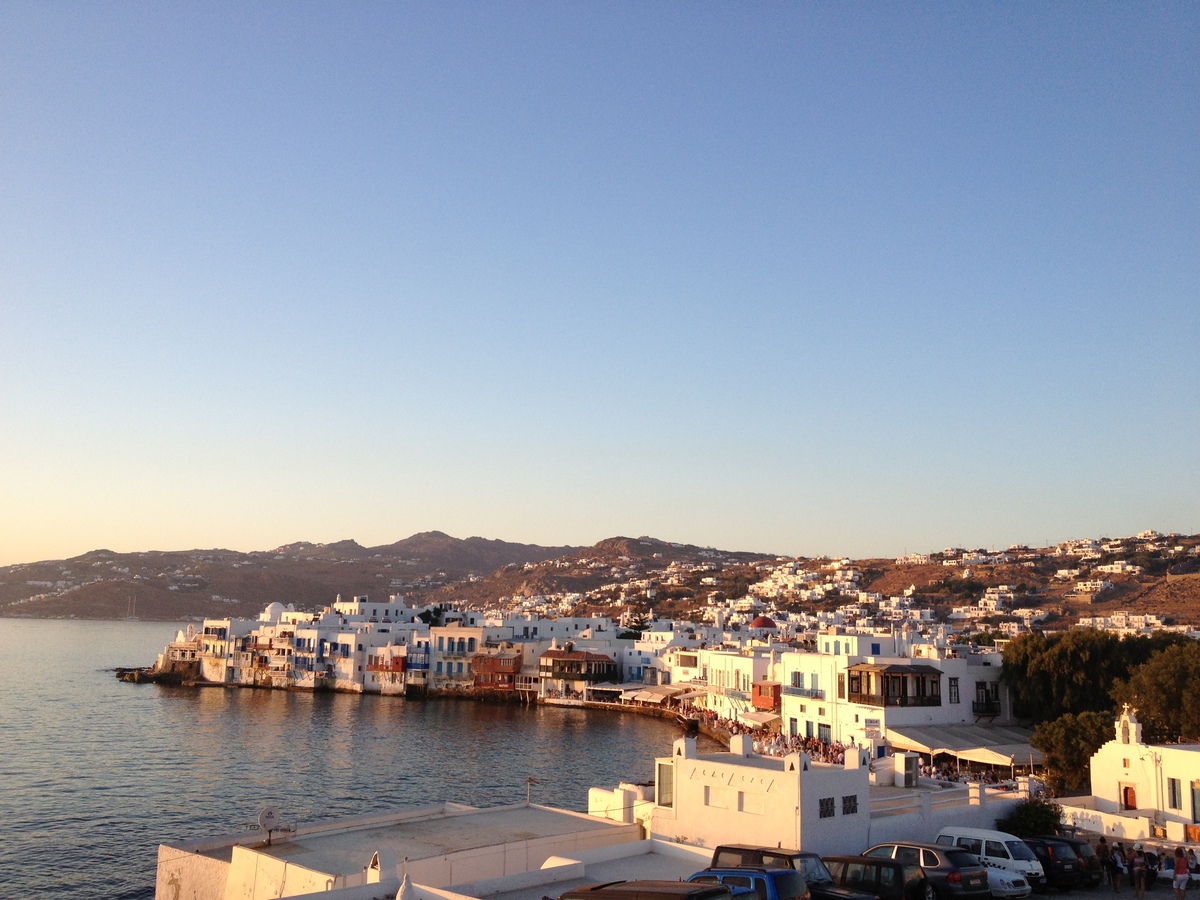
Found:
[782,686,825,699]
[367,662,406,673]
[972,699,1002,715]
[849,692,941,707]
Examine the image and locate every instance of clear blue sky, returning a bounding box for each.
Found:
[2,3,1197,566]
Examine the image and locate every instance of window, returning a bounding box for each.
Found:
[811,674,819,691]
[949,677,960,704]
[656,761,674,807]
[871,642,881,655]
[1169,777,1182,809]
[791,672,804,688]
[819,797,835,818]
[842,794,858,815]
[818,723,831,742]
[838,673,845,699]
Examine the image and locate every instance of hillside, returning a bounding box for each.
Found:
[0,534,581,621]
[3,530,1198,627]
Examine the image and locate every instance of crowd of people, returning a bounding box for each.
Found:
[677,702,855,763]
[1097,838,1200,898]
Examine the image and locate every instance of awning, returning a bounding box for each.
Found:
[886,724,1044,766]
[674,689,709,701]
[738,710,781,726]
[588,683,626,694]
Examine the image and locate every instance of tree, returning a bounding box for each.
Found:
[1001,631,1183,724]
[995,798,1063,837]
[1030,711,1113,796]
[1110,642,1200,743]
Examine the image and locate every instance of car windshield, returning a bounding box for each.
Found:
[1007,842,1038,861]
[772,872,808,900]
[797,856,833,884]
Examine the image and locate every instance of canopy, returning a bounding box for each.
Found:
[738,710,781,726]
[674,689,709,701]
[886,724,1044,767]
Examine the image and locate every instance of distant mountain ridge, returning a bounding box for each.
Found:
[0,532,586,621]
[3,530,1197,625]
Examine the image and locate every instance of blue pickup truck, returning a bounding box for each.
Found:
[689,866,813,900]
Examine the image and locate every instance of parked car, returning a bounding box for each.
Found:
[934,827,1046,892]
[709,845,874,900]
[986,865,1033,900]
[1034,836,1101,888]
[559,882,743,900]
[688,866,810,900]
[823,855,922,900]
[862,842,990,900]
[1022,838,1081,892]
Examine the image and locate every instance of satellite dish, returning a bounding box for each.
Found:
[258,806,281,832]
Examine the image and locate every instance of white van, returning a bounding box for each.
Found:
[935,827,1046,891]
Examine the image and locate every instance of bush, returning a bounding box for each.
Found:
[995,799,1062,836]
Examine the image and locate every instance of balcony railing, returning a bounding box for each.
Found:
[849,691,941,708]
[782,686,825,699]
[367,662,406,673]
[972,699,1002,716]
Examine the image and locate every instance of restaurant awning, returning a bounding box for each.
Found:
[674,689,709,701]
[738,710,781,726]
[885,724,1044,766]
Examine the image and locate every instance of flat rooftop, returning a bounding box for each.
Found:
[480,842,711,900]
[248,804,622,878]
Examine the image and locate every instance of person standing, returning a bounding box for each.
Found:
[1132,843,1148,899]
[1173,847,1190,900]
[1113,843,1127,893]
[1099,837,1113,887]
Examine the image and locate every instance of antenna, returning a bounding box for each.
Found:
[258,806,281,845]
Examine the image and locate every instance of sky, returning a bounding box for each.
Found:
[1,3,1197,567]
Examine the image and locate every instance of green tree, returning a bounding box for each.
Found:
[1001,630,1180,723]
[1030,711,1113,796]
[1110,642,1200,743]
[995,798,1063,836]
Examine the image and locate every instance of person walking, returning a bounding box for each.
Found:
[1173,847,1190,900]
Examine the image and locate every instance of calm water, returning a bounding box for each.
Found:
[0,619,699,899]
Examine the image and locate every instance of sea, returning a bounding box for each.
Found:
[0,618,704,899]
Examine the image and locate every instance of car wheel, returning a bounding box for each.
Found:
[922,881,937,900]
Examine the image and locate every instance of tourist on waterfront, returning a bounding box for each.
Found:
[1173,847,1189,900]
[1131,843,1148,899]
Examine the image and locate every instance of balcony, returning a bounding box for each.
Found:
[782,686,825,699]
[972,698,1002,716]
[849,692,941,708]
[367,662,406,673]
